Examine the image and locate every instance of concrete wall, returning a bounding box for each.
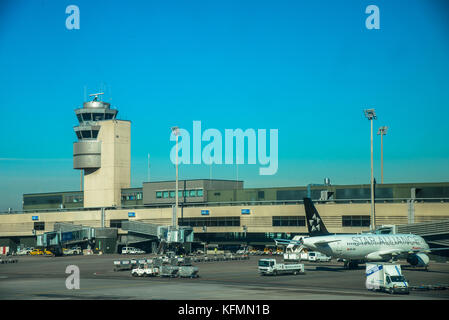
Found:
[83,120,131,207]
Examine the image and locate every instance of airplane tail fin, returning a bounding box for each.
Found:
[303,197,330,236]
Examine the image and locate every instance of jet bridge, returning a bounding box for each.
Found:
[119,220,194,254]
[376,220,449,256]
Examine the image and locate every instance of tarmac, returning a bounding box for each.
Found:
[1,254,448,300]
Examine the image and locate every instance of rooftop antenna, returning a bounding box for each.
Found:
[89,92,104,101]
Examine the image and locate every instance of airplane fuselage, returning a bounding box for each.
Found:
[303,234,429,261]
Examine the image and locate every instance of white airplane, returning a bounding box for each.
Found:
[275,198,447,269]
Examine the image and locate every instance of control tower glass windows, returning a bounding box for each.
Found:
[82,113,92,121]
[92,113,104,121]
[82,130,92,138]
[76,132,82,139]
[92,130,99,139]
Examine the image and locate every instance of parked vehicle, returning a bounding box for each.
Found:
[121,247,145,254]
[131,263,159,277]
[29,249,53,256]
[258,258,305,276]
[283,252,309,262]
[113,259,133,271]
[63,246,83,255]
[366,263,409,294]
[16,247,34,255]
[308,251,331,262]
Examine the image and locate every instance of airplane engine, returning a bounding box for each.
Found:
[407,253,430,267]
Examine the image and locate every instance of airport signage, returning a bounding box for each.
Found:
[201,210,209,216]
[241,209,251,215]
[128,212,136,218]
[32,216,39,221]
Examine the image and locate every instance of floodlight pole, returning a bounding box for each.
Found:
[380,132,384,184]
[364,109,377,231]
[171,127,180,229]
[377,126,388,184]
[175,132,179,228]
[370,118,375,230]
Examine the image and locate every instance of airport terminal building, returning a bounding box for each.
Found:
[1,95,449,253]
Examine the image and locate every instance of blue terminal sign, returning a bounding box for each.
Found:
[241,209,251,215]
[128,212,136,218]
[32,216,39,221]
[201,210,210,216]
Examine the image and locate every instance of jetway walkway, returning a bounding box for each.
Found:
[121,221,159,238]
[36,223,96,254]
[121,220,194,243]
[396,219,449,237]
[395,220,449,254]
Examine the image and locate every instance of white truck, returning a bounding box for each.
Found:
[131,263,159,277]
[121,246,145,254]
[63,246,83,255]
[308,251,331,262]
[258,258,305,276]
[366,263,410,294]
[283,252,309,262]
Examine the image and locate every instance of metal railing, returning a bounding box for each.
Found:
[2,197,449,215]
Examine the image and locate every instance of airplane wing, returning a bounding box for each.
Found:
[274,238,302,245]
[314,239,341,245]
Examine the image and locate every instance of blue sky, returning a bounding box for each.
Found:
[1,0,449,210]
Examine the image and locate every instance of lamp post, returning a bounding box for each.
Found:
[171,126,180,228]
[364,109,377,231]
[377,126,388,184]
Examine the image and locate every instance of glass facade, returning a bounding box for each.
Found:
[178,217,240,227]
[156,189,204,199]
[342,215,370,227]
[272,216,306,226]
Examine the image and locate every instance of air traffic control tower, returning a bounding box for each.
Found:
[73,93,131,208]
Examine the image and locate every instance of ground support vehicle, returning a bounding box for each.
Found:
[0,257,18,264]
[132,263,159,277]
[159,265,179,277]
[258,258,305,276]
[308,251,331,262]
[113,259,133,272]
[366,263,410,294]
[178,266,199,278]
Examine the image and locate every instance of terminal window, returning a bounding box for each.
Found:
[156,189,204,199]
[179,217,240,227]
[33,222,45,231]
[342,216,370,227]
[272,216,306,227]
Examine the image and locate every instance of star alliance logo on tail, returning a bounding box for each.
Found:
[309,214,321,232]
